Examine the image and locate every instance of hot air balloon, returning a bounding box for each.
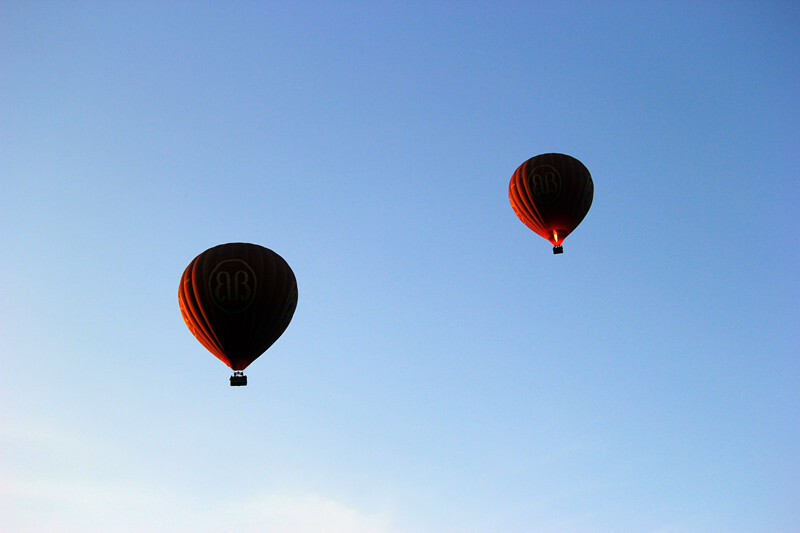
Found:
[509,153,594,254]
[178,243,298,386]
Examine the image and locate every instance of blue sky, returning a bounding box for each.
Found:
[1,2,798,532]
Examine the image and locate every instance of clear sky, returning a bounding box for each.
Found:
[1,2,798,532]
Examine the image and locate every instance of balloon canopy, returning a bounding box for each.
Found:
[178,243,297,380]
[509,153,594,253]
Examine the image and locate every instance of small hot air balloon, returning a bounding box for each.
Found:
[178,243,298,386]
[509,153,594,254]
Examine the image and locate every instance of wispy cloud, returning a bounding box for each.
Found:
[0,478,400,533]
[0,416,401,533]
[216,491,398,533]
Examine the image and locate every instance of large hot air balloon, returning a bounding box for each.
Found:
[509,153,594,254]
[178,243,298,386]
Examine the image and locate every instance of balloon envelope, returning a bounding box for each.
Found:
[509,153,594,250]
[178,243,298,371]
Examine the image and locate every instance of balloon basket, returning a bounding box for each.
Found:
[553,245,563,254]
[230,371,247,386]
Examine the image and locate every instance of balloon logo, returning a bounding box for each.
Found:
[209,259,257,314]
[527,164,561,204]
[509,153,594,254]
[179,243,298,386]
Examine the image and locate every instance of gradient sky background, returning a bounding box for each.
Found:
[1,2,798,532]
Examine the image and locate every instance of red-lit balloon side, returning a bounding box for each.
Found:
[179,256,227,365]
[178,243,298,371]
[509,153,594,247]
